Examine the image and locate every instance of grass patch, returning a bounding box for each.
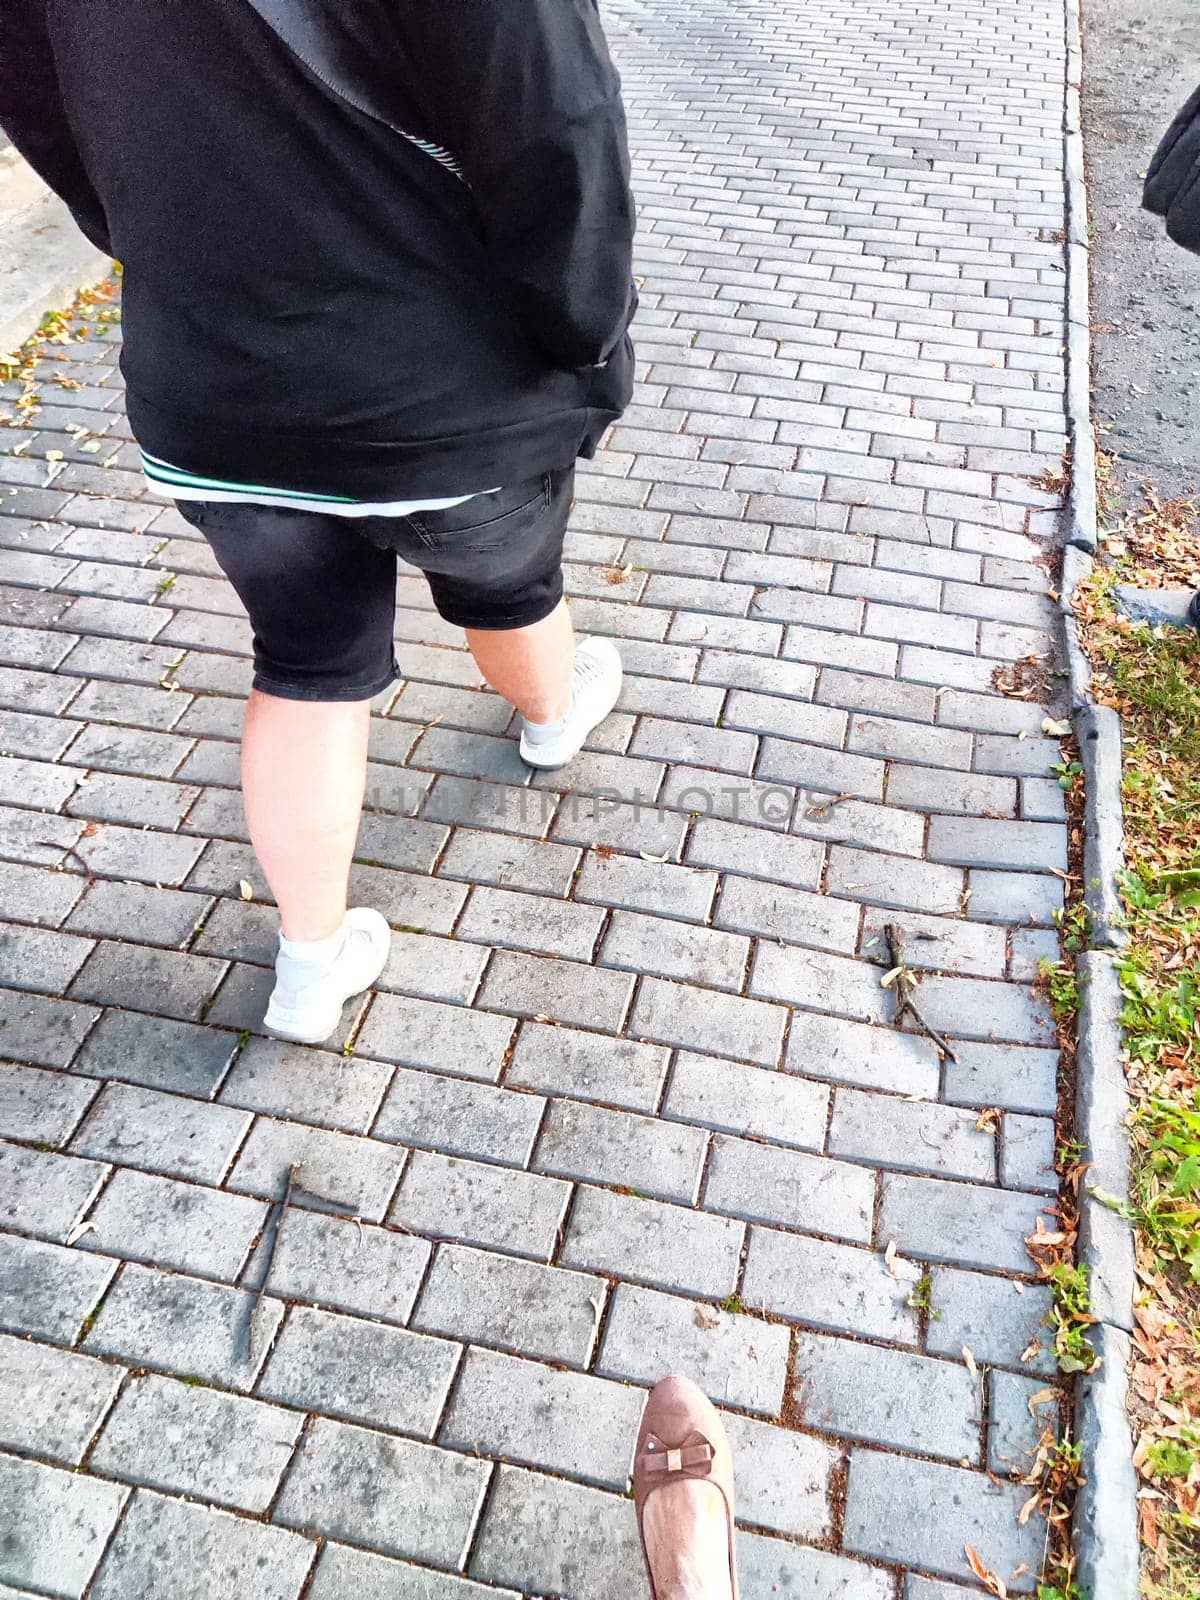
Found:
[1045,1262,1099,1375]
[1075,494,1200,1598]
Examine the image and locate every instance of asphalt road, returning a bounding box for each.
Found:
[1084,0,1200,507]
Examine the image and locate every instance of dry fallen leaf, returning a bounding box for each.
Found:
[964,1546,1007,1598]
[238,879,254,901]
[65,1220,97,1247]
[962,1345,978,1381]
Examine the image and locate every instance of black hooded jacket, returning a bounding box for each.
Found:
[0,0,637,498]
[1143,82,1200,256]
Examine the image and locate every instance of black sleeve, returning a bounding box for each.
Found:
[0,0,112,254]
[412,0,636,370]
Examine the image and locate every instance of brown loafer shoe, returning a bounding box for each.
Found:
[633,1374,739,1600]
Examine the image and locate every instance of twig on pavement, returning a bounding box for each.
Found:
[882,922,958,1063]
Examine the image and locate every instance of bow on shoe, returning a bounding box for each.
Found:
[638,1430,716,1478]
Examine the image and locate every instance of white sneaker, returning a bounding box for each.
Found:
[519,636,623,770]
[263,907,391,1045]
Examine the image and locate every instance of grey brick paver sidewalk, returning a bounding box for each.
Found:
[0,0,1073,1594]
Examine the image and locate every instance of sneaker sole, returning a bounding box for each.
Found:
[262,1001,347,1046]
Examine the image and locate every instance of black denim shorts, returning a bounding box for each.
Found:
[177,467,573,701]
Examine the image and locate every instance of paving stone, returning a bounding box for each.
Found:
[456,885,602,961]
[847,712,972,771]
[904,1581,976,1600]
[600,908,749,991]
[227,1119,404,1223]
[441,1345,642,1489]
[573,849,718,922]
[71,1008,238,1096]
[534,1097,707,1203]
[843,1449,1045,1591]
[68,819,205,887]
[742,1229,920,1344]
[506,1021,669,1113]
[219,1036,391,1133]
[926,1266,1057,1378]
[259,1305,458,1437]
[477,948,633,1032]
[437,827,580,895]
[0,920,94,994]
[793,1330,982,1462]
[0,860,85,925]
[630,975,786,1068]
[0,1452,127,1599]
[72,1082,249,1184]
[664,1051,829,1150]
[90,1372,302,1512]
[0,804,83,872]
[942,1040,1060,1115]
[413,1244,604,1369]
[247,1206,429,1323]
[275,1417,490,1569]
[1000,1112,1057,1193]
[988,1369,1060,1478]
[714,872,861,953]
[375,1066,543,1166]
[80,1166,266,1281]
[0,1332,123,1465]
[661,765,797,833]
[68,940,226,1022]
[928,814,1067,873]
[89,1488,314,1600]
[886,763,1017,817]
[825,845,963,916]
[704,1134,873,1243]
[880,1174,1049,1275]
[0,1061,97,1144]
[1009,925,1061,982]
[598,1283,790,1415]
[0,1141,109,1240]
[829,1087,995,1181]
[721,1413,835,1540]
[561,1184,743,1298]
[83,1262,283,1389]
[355,993,516,1082]
[737,1530,894,1600]
[63,879,210,947]
[309,1545,518,1600]
[903,974,1054,1046]
[0,1232,116,1343]
[751,942,893,1026]
[469,1464,641,1600]
[686,816,824,889]
[785,1011,941,1096]
[0,987,98,1068]
[390,1149,569,1261]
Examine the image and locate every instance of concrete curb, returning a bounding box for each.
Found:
[1075,1323,1141,1600]
[1079,704,1127,950]
[1075,951,1136,1334]
[1061,1,1139,1593]
[0,186,110,364]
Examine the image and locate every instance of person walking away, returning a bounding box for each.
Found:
[0,0,638,1043]
[1143,82,1200,627]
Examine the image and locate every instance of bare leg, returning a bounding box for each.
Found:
[241,688,370,941]
[641,1482,734,1600]
[465,597,575,723]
